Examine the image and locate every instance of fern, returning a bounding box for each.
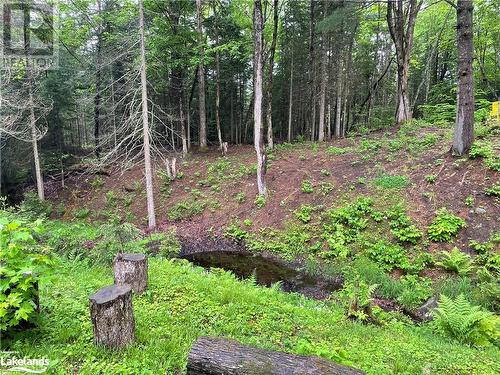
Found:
[435,247,473,276]
[434,294,498,347]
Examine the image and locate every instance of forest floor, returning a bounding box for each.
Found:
[51,119,499,257]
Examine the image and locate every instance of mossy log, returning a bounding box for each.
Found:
[187,336,365,375]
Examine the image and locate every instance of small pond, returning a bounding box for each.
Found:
[182,251,342,300]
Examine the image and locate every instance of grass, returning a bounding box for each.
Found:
[3,257,499,375]
[372,175,410,190]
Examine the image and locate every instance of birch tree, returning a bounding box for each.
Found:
[196,0,207,150]
[139,0,156,229]
[253,0,267,196]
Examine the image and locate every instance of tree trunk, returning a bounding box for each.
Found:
[386,0,422,125]
[287,55,294,143]
[265,0,279,150]
[28,76,44,201]
[253,0,267,196]
[318,0,329,142]
[187,336,365,375]
[196,0,207,150]
[94,0,102,157]
[139,0,156,230]
[180,97,188,156]
[113,253,148,294]
[309,0,316,141]
[452,0,474,155]
[214,2,224,153]
[89,285,135,349]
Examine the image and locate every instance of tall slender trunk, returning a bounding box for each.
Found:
[180,97,188,156]
[318,0,329,142]
[309,0,316,141]
[196,0,207,150]
[452,0,474,155]
[94,0,102,157]
[213,2,223,152]
[287,55,294,143]
[28,75,44,201]
[253,0,266,196]
[265,0,279,150]
[335,58,342,138]
[139,0,156,230]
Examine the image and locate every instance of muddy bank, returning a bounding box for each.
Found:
[179,236,342,300]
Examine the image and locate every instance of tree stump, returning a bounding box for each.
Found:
[187,336,365,375]
[89,285,135,349]
[113,253,148,293]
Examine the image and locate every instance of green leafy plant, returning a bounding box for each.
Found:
[19,192,53,220]
[484,182,500,196]
[373,174,409,189]
[235,192,246,203]
[465,196,475,206]
[366,240,409,271]
[73,207,91,219]
[468,141,493,159]
[338,272,378,323]
[254,195,266,208]
[295,205,313,223]
[427,208,466,242]
[397,275,433,309]
[484,155,500,171]
[425,174,437,183]
[327,146,350,155]
[435,248,473,276]
[0,218,52,331]
[167,199,206,221]
[295,339,352,366]
[319,182,334,195]
[387,209,422,244]
[434,294,498,347]
[301,180,314,193]
[90,176,105,189]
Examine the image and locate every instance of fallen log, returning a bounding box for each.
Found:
[187,336,364,375]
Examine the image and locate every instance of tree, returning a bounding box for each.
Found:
[139,0,156,229]
[253,0,267,197]
[196,0,207,151]
[452,0,474,155]
[387,0,423,125]
[317,0,329,142]
[265,0,279,149]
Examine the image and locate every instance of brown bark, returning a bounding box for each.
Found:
[187,336,365,375]
[265,0,279,150]
[113,253,148,294]
[196,0,207,150]
[89,285,135,349]
[452,0,474,155]
[386,0,423,125]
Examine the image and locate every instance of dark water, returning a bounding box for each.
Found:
[182,251,341,299]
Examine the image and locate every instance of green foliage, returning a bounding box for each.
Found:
[485,182,500,196]
[145,229,181,258]
[295,205,313,223]
[327,146,350,155]
[338,272,378,322]
[469,141,493,159]
[0,218,52,331]
[419,103,455,124]
[167,199,206,221]
[372,174,409,190]
[301,180,314,193]
[90,176,105,189]
[435,248,473,276]
[425,174,437,183]
[19,192,53,220]
[464,196,475,206]
[366,240,409,271]
[434,294,498,347]
[484,155,500,171]
[73,207,91,219]
[387,209,422,244]
[320,169,330,176]
[235,191,246,203]
[294,339,351,366]
[427,208,466,242]
[224,223,248,242]
[254,195,266,208]
[469,240,493,254]
[319,182,334,195]
[397,275,433,309]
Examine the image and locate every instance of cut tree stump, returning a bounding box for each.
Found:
[89,285,135,349]
[187,336,365,375]
[113,253,148,293]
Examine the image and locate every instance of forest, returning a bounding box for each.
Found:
[0,0,499,374]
